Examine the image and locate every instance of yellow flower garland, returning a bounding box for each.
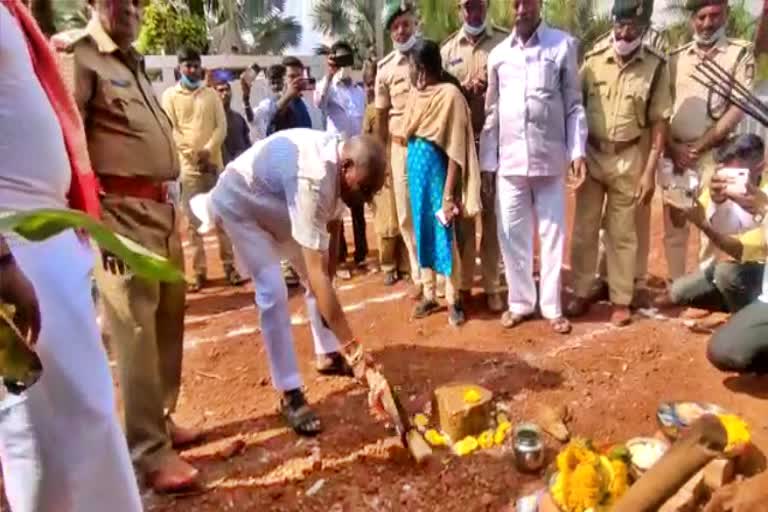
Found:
[551,440,629,512]
[717,414,751,453]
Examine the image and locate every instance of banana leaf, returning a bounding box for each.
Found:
[0,209,185,283]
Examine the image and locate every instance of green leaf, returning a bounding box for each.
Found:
[0,209,185,283]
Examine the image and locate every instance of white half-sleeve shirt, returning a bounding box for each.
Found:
[210,128,346,252]
[0,4,71,214]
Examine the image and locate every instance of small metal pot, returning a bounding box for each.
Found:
[514,423,545,473]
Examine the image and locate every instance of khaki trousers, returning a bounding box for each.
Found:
[572,145,645,306]
[181,172,234,277]
[372,161,409,274]
[390,143,421,284]
[378,235,410,274]
[95,196,186,473]
[458,173,501,294]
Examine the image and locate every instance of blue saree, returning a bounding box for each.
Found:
[407,137,453,276]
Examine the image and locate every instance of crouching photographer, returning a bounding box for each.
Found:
[658,135,767,324]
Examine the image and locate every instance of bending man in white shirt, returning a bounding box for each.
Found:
[480,0,587,334]
[191,129,385,436]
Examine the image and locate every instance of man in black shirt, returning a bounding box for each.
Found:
[214,79,251,165]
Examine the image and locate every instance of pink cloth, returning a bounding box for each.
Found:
[1,0,100,217]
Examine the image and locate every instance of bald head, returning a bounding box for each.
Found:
[88,0,142,50]
[339,135,387,208]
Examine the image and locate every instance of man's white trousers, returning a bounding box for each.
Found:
[215,208,340,392]
[496,175,565,319]
[0,231,141,512]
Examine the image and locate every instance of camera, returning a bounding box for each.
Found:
[659,158,699,210]
[300,77,317,91]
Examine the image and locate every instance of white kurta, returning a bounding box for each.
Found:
[0,5,140,511]
[480,24,587,319]
[200,129,346,391]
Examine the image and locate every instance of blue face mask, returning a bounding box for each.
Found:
[181,74,202,90]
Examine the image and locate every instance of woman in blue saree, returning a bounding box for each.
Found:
[402,40,481,326]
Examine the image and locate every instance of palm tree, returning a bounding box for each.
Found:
[311,0,378,60]
[203,0,302,54]
[248,10,302,54]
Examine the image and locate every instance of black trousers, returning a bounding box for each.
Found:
[708,299,768,374]
[339,204,368,264]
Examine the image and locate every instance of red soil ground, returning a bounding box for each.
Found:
[122,193,768,510]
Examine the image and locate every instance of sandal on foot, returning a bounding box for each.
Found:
[281,391,322,437]
[550,317,572,335]
[500,311,532,329]
[383,271,399,286]
[316,352,354,377]
[413,299,440,319]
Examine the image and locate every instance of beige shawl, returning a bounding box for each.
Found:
[404,82,481,217]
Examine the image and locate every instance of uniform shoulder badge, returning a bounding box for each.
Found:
[440,30,460,48]
[643,43,667,62]
[728,38,753,50]
[378,51,396,69]
[51,28,88,53]
[669,41,694,56]
[584,36,611,59]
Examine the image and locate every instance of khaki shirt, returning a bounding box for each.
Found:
[581,42,672,143]
[441,26,508,136]
[161,84,227,176]
[374,50,411,138]
[670,35,754,142]
[58,20,178,181]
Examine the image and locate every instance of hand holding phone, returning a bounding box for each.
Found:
[716,167,749,196]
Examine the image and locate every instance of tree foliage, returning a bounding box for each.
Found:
[136,0,209,55]
[203,0,302,54]
[248,10,302,55]
[54,0,89,32]
[311,0,378,61]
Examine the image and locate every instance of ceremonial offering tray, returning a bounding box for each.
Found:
[657,401,726,439]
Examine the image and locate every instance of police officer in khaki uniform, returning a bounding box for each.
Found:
[376,0,422,297]
[441,0,507,313]
[364,62,410,285]
[58,0,199,493]
[664,0,754,282]
[566,0,672,327]
[590,0,670,308]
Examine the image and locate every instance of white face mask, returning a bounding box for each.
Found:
[612,35,642,57]
[694,25,726,46]
[463,20,487,37]
[394,34,418,54]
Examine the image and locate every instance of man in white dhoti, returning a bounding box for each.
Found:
[192,128,385,436]
[0,0,141,510]
[479,0,587,334]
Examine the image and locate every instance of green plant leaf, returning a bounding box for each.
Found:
[0,209,185,283]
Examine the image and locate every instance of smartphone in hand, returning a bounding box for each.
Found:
[717,167,749,196]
